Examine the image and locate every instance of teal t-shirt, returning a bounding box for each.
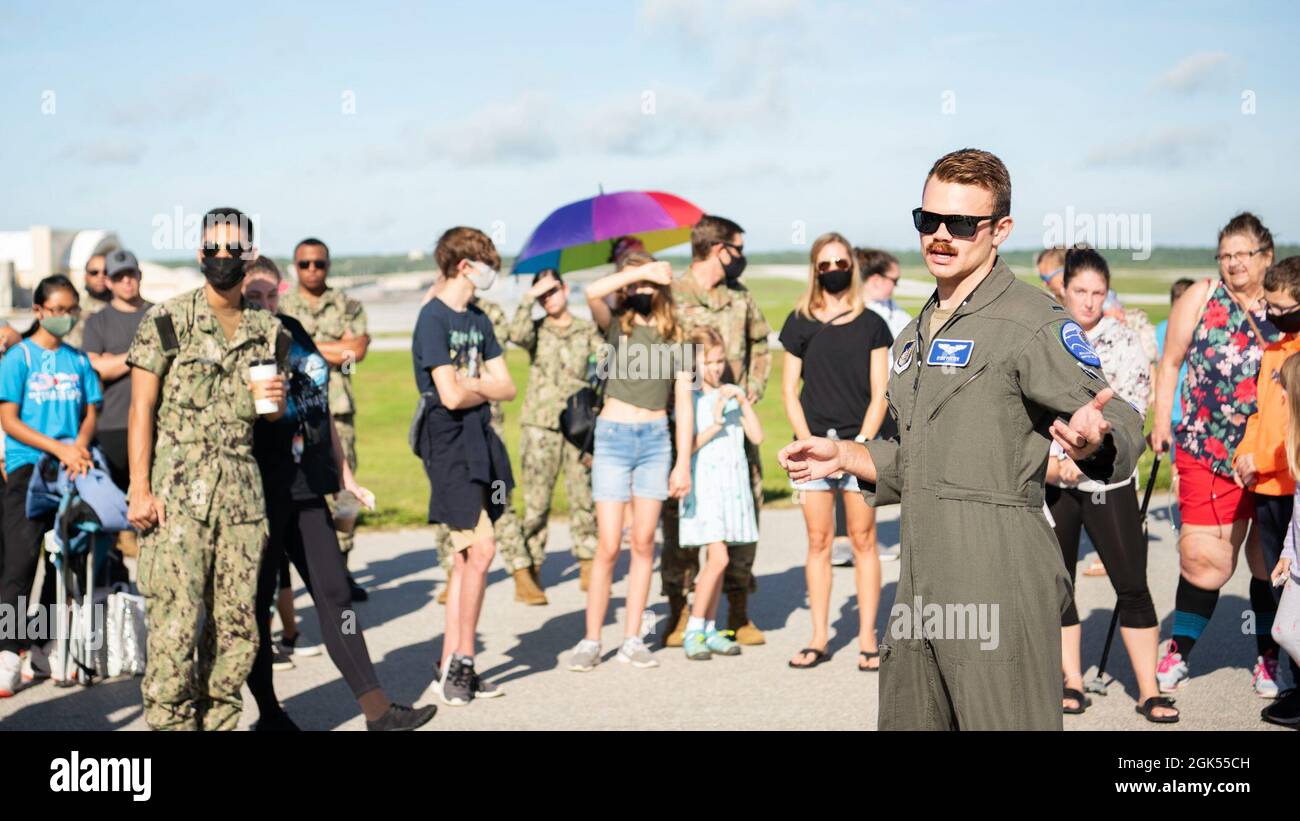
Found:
[0,339,103,471]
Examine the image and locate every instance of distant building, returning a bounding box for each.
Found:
[0,226,203,308]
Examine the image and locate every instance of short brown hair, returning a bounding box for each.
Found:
[854,247,898,279]
[690,214,744,260]
[1036,246,1066,269]
[1170,277,1195,303]
[1264,257,1300,304]
[434,226,501,277]
[926,148,1011,221]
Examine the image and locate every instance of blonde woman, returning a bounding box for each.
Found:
[568,253,695,671]
[778,232,892,670]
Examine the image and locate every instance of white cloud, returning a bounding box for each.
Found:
[1084,127,1226,169]
[1157,51,1231,93]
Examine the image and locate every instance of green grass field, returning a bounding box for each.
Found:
[353,271,1176,529]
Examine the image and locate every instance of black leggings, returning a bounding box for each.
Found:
[1047,483,1157,629]
[248,497,381,713]
[0,465,54,654]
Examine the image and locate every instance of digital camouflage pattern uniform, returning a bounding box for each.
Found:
[665,272,771,619]
[128,287,289,731]
[279,287,366,552]
[507,292,602,565]
[864,259,1142,730]
[434,296,527,570]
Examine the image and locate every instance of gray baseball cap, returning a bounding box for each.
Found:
[104,249,140,278]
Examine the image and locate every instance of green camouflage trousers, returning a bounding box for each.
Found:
[331,413,357,554]
[137,511,268,731]
[519,425,596,563]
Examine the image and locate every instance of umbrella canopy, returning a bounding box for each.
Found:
[512,190,703,275]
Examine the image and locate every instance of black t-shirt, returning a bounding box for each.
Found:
[778,308,893,437]
[254,315,340,502]
[80,301,152,431]
[411,298,503,403]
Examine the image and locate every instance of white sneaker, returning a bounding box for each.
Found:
[1253,654,1281,699]
[878,545,900,562]
[830,538,854,567]
[568,640,601,672]
[278,633,323,657]
[0,650,21,697]
[1156,641,1189,693]
[616,636,658,668]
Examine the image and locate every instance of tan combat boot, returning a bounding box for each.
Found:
[513,567,548,605]
[728,590,765,645]
[578,558,593,592]
[664,594,690,647]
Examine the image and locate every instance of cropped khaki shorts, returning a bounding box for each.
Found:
[448,507,493,552]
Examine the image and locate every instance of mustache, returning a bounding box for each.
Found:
[926,242,958,255]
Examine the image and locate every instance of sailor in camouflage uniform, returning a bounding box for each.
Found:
[506,270,602,597]
[127,209,288,730]
[662,215,772,646]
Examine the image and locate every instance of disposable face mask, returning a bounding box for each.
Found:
[466,260,498,291]
[40,314,77,338]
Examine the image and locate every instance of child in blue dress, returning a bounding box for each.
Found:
[679,327,763,660]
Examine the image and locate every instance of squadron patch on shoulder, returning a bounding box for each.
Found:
[926,338,975,368]
[893,339,915,374]
[1059,321,1102,367]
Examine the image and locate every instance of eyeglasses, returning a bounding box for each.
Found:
[912,208,995,239]
[538,286,561,302]
[109,270,139,280]
[720,242,744,256]
[873,272,900,284]
[41,305,80,317]
[297,260,329,270]
[1266,301,1300,318]
[816,258,851,273]
[1214,248,1268,265]
[85,268,105,277]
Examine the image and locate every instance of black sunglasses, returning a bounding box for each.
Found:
[816,258,851,273]
[297,259,329,270]
[912,208,995,239]
[201,241,249,258]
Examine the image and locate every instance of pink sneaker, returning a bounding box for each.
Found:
[1253,653,1280,698]
[1156,641,1189,693]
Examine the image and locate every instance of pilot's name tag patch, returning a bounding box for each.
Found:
[926,338,975,368]
[893,339,915,374]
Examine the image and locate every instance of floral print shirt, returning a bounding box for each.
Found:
[1087,316,1151,416]
[1176,279,1277,476]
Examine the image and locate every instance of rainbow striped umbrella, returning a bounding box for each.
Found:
[512,190,704,275]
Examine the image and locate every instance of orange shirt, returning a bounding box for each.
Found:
[1235,333,1300,496]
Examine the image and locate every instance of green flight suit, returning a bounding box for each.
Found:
[863,259,1143,731]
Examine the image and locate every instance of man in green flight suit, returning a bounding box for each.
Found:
[779,149,1144,730]
[128,207,288,730]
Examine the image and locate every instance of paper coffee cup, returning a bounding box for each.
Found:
[248,359,279,415]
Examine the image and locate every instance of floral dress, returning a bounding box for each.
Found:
[679,390,758,547]
[1088,316,1152,416]
[1176,279,1277,476]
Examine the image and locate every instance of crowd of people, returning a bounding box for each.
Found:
[0,146,1297,732]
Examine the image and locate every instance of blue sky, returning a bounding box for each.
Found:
[2,0,1297,258]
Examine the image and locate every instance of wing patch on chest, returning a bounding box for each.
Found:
[926,338,974,367]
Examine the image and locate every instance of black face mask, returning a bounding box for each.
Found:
[202,255,246,291]
[1270,310,1300,335]
[723,251,747,283]
[625,293,654,316]
[818,268,853,295]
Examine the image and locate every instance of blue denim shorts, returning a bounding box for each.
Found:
[592,417,671,502]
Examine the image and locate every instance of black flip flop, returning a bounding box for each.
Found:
[1135,695,1179,724]
[858,651,880,672]
[1063,687,1091,715]
[788,648,830,669]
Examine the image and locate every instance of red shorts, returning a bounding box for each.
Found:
[1175,448,1254,526]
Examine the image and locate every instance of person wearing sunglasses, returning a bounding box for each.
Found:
[506,268,602,599]
[64,251,112,350]
[1149,212,1278,697]
[124,207,288,729]
[779,149,1143,730]
[1035,246,1066,303]
[660,214,772,649]
[779,233,891,671]
[279,238,371,601]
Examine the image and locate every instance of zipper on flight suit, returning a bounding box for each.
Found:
[928,363,989,422]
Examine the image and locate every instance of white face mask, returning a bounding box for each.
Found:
[465,260,498,291]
